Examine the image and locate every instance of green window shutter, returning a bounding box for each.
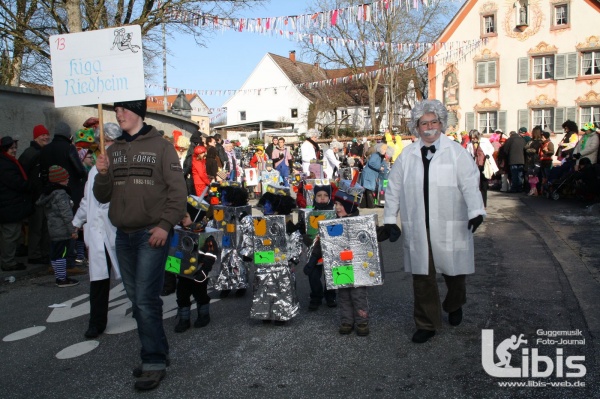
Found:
[554,107,565,132]
[488,61,497,84]
[465,112,475,131]
[566,53,578,78]
[476,63,486,85]
[554,54,566,80]
[518,57,529,83]
[498,110,507,132]
[566,107,577,123]
[518,109,529,131]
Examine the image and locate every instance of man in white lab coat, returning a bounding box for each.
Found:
[383,99,485,344]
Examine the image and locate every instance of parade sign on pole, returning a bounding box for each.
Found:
[50,25,145,108]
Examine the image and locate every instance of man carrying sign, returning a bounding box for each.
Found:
[93,100,187,391]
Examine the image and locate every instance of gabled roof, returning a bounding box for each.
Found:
[268,53,384,107]
[146,93,207,112]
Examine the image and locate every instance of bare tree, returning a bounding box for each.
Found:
[301,0,460,134]
[0,0,268,86]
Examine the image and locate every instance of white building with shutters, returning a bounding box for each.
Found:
[425,0,600,134]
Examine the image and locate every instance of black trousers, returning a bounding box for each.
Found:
[88,247,112,330]
[176,276,210,308]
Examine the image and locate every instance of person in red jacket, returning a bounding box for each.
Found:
[192,146,211,197]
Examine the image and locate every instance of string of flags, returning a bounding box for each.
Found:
[158,0,464,33]
[145,38,482,99]
[159,0,466,51]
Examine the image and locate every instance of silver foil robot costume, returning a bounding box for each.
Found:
[239,187,303,321]
[206,185,252,292]
[208,204,252,291]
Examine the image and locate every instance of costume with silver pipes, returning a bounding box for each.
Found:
[240,185,303,322]
[206,184,252,295]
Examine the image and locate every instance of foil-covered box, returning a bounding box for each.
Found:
[251,215,288,267]
[212,205,252,249]
[318,214,383,289]
[298,209,337,239]
[338,179,365,202]
[165,227,223,280]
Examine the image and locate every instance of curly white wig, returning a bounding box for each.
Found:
[306,128,321,138]
[409,99,448,136]
[95,122,122,142]
[330,140,343,150]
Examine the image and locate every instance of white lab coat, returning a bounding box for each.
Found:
[383,134,486,276]
[72,166,121,281]
[323,148,340,178]
[301,140,317,174]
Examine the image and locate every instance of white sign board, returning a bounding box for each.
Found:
[50,26,145,108]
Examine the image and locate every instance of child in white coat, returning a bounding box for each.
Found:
[72,123,122,339]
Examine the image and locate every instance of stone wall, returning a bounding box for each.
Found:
[0,85,199,157]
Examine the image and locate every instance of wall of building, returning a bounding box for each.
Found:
[431,0,599,136]
[0,85,200,157]
[224,55,310,132]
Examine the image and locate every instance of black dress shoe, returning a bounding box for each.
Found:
[412,329,436,343]
[234,289,246,297]
[448,307,463,326]
[84,326,105,339]
[219,290,231,298]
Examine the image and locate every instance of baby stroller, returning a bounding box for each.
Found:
[545,168,578,200]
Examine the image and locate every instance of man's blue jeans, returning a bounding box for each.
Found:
[116,228,171,371]
[510,164,524,192]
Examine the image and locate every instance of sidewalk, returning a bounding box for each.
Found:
[487,190,600,337]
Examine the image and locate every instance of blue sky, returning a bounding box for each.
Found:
[147,1,311,111]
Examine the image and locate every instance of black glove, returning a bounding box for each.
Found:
[376,224,401,242]
[467,215,484,233]
[199,254,216,274]
[573,153,581,160]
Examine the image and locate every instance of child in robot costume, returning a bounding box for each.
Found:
[332,187,370,336]
[303,184,338,310]
[207,185,251,298]
[239,187,303,325]
[172,204,219,333]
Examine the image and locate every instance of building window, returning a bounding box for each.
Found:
[340,109,348,118]
[240,111,246,121]
[484,15,494,34]
[532,108,554,131]
[582,51,600,76]
[364,108,371,117]
[532,56,554,80]
[554,4,568,26]
[291,108,298,118]
[581,106,600,126]
[478,112,497,134]
[476,60,497,86]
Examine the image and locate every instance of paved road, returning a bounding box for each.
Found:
[1,191,598,398]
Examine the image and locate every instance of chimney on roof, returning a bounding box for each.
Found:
[374,59,380,68]
[289,50,296,63]
[314,62,319,69]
